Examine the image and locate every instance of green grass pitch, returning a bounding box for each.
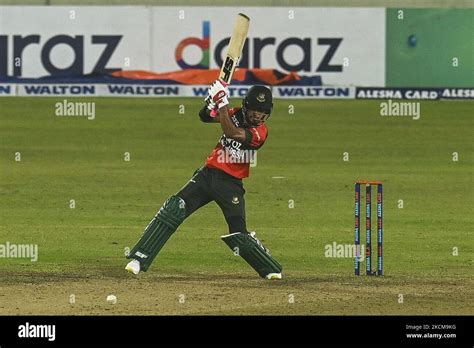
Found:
[0,97,472,315]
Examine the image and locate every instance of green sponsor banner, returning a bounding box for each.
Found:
[386,9,474,87]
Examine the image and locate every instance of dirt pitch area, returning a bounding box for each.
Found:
[1,270,472,315]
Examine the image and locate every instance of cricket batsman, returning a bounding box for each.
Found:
[125,80,282,279]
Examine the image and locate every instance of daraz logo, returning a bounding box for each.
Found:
[175,21,210,69]
[174,20,343,73]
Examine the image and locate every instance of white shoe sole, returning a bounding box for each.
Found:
[265,273,282,279]
[125,264,139,275]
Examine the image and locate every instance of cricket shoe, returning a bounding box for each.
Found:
[265,273,282,280]
[125,259,140,275]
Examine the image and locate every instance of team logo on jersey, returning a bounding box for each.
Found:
[257,93,266,102]
[232,197,240,204]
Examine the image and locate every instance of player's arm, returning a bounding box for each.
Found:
[209,80,246,142]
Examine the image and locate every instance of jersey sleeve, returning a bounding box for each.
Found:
[245,124,268,149]
[228,107,239,117]
[198,105,215,123]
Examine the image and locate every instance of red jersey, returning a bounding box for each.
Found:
[205,107,268,179]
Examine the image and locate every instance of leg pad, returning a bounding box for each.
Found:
[221,232,282,278]
[127,195,186,271]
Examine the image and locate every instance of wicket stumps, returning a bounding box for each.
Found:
[354,181,383,276]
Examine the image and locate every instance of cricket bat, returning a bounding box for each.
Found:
[219,13,250,84]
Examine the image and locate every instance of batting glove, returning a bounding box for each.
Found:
[205,95,217,112]
[208,79,229,109]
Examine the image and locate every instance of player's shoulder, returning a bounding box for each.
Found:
[252,123,268,137]
[247,123,268,147]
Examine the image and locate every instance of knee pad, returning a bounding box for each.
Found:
[157,195,186,228]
